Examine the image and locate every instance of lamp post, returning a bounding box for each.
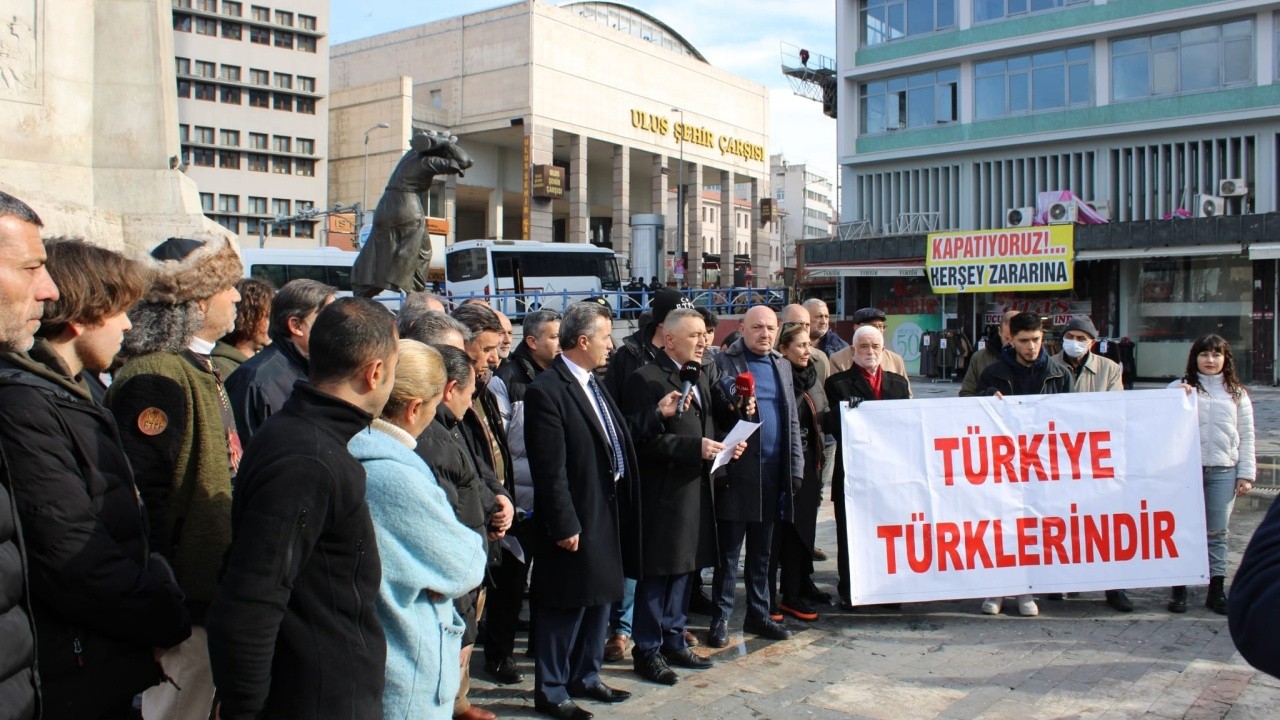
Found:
[671,107,684,289]
[362,122,390,212]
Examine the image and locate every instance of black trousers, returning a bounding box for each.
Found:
[833,472,851,604]
[484,519,535,662]
[769,520,815,606]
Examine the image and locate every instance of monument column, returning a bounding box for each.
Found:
[685,163,704,288]
[612,145,632,266]
[719,169,735,287]
[569,134,589,244]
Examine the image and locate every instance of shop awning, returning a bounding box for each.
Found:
[804,262,924,278]
[1248,242,1280,260]
[1074,244,1242,261]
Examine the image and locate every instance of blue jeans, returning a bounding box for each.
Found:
[608,577,635,636]
[1203,466,1237,577]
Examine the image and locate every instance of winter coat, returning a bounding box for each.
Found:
[1168,374,1256,479]
[210,340,249,381]
[489,342,544,511]
[0,348,190,719]
[0,444,38,720]
[823,366,912,508]
[712,340,804,523]
[1055,351,1123,393]
[526,356,641,608]
[830,346,913,396]
[224,337,308,441]
[603,324,660,405]
[976,347,1073,396]
[959,346,1001,397]
[622,352,719,576]
[1229,497,1280,677]
[814,329,849,357]
[788,360,828,548]
[207,383,385,720]
[350,421,486,720]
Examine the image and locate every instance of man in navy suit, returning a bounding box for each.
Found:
[525,301,680,720]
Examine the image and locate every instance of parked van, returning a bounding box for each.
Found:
[239,247,403,310]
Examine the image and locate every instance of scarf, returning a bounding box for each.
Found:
[857,364,883,400]
[790,359,817,398]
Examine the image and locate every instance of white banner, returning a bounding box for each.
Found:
[841,389,1207,605]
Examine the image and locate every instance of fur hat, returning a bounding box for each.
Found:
[143,235,243,304]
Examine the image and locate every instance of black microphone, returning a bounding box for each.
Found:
[675,362,700,418]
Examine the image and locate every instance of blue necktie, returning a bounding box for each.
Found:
[588,376,625,480]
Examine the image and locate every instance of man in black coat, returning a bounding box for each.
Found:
[207,298,398,720]
[224,278,335,440]
[526,301,661,720]
[622,308,743,686]
[1229,497,1280,678]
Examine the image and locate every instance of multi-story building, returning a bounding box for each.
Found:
[771,154,836,272]
[172,0,328,248]
[806,0,1280,382]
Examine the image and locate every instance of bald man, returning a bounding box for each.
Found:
[778,304,829,383]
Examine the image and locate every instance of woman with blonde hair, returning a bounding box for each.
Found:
[347,340,487,719]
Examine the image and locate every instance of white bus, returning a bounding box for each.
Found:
[444,240,621,315]
[240,248,404,310]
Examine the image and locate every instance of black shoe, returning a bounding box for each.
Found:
[688,587,715,616]
[800,584,832,604]
[568,681,631,703]
[632,652,678,685]
[483,656,523,685]
[1206,576,1228,615]
[838,601,858,612]
[706,621,729,648]
[1105,590,1134,613]
[743,616,792,641]
[1168,586,1188,614]
[779,596,820,622]
[535,698,593,720]
[662,646,713,669]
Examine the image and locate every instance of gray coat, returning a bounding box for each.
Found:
[712,339,805,523]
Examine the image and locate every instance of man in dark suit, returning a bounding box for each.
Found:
[622,308,744,685]
[525,301,680,720]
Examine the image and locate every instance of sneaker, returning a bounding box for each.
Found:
[1017,595,1038,617]
[800,584,832,605]
[980,597,1002,615]
[779,597,819,622]
[768,606,784,622]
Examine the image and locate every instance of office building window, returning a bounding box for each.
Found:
[195,17,217,35]
[249,26,269,44]
[193,149,215,167]
[251,5,268,22]
[178,124,189,142]
[272,93,292,111]
[249,89,269,107]
[219,151,241,169]
[272,135,291,153]
[173,13,191,32]
[223,1,241,17]
[274,31,293,49]
[298,35,316,53]
[248,153,268,172]
[216,216,240,234]
[249,132,267,149]
[1112,19,1254,101]
[247,218,262,234]
[295,97,315,114]
[218,195,239,213]
[193,60,215,78]
[430,89,442,109]
[175,57,190,75]
[200,193,214,212]
[975,45,1092,119]
[299,14,316,30]
[974,0,1088,23]
[177,80,191,97]
[273,72,292,89]
[249,68,268,85]
[193,82,216,101]
[272,199,291,227]
[220,87,241,104]
[219,129,239,146]
[275,10,292,26]
[221,21,241,39]
[859,67,959,134]
[295,158,316,176]
[193,126,214,144]
[195,0,216,11]
[246,196,266,214]
[272,157,291,174]
[861,0,956,47]
[297,76,315,93]
[219,65,240,81]
[296,138,314,155]
[294,222,314,239]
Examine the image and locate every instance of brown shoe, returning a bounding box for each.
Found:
[454,706,497,720]
[683,629,700,648]
[603,633,629,662]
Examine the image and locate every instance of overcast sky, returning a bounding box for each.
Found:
[329,0,837,178]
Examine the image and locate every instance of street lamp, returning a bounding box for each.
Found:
[671,107,684,289]
[362,122,391,211]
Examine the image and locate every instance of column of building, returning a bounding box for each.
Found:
[719,169,735,287]
[651,154,669,284]
[684,162,703,288]
[487,147,505,238]
[527,122,555,241]
[750,178,767,285]
[613,145,631,262]
[569,134,589,244]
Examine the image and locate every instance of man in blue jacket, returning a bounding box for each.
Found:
[1229,498,1280,678]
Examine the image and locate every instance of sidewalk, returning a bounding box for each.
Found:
[467,380,1280,719]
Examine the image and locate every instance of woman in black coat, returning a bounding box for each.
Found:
[769,322,831,621]
[824,325,912,609]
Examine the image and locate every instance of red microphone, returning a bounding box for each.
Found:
[735,372,756,421]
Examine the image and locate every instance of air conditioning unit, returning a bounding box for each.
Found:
[1197,194,1225,217]
[1047,200,1078,224]
[1005,207,1034,228]
[1218,178,1248,197]
[1085,200,1111,222]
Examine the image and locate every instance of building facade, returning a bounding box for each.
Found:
[771,154,836,272]
[328,1,774,287]
[811,0,1280,382]
[172,0,329,248]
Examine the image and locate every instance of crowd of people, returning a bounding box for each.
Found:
[0,185,1276,720]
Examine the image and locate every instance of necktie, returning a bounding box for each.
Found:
[588,376,625,480]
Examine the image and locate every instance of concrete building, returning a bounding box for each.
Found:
[771,154,835,272]
[172,0,329,248]
[328,0,773,287]
[806,0,1280,382]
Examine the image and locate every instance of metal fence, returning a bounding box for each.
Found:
[446,286,790,320]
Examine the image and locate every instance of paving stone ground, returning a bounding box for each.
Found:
[468,379,1280,719]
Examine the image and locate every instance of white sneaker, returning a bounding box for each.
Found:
[980,597,1002,615]
[1017,595,1039,617]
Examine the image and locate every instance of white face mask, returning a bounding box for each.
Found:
[1062,338,1090,358]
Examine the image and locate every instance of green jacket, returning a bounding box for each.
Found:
[106,352,235,616]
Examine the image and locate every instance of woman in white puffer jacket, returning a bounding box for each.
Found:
[1167,335,1255,615]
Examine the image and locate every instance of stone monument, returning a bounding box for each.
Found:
[0,0,219,251]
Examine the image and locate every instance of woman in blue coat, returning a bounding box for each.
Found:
[349,340,487,719]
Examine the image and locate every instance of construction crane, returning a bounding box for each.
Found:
[780,42,836,119]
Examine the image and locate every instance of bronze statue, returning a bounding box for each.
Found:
[352,130,473,297]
